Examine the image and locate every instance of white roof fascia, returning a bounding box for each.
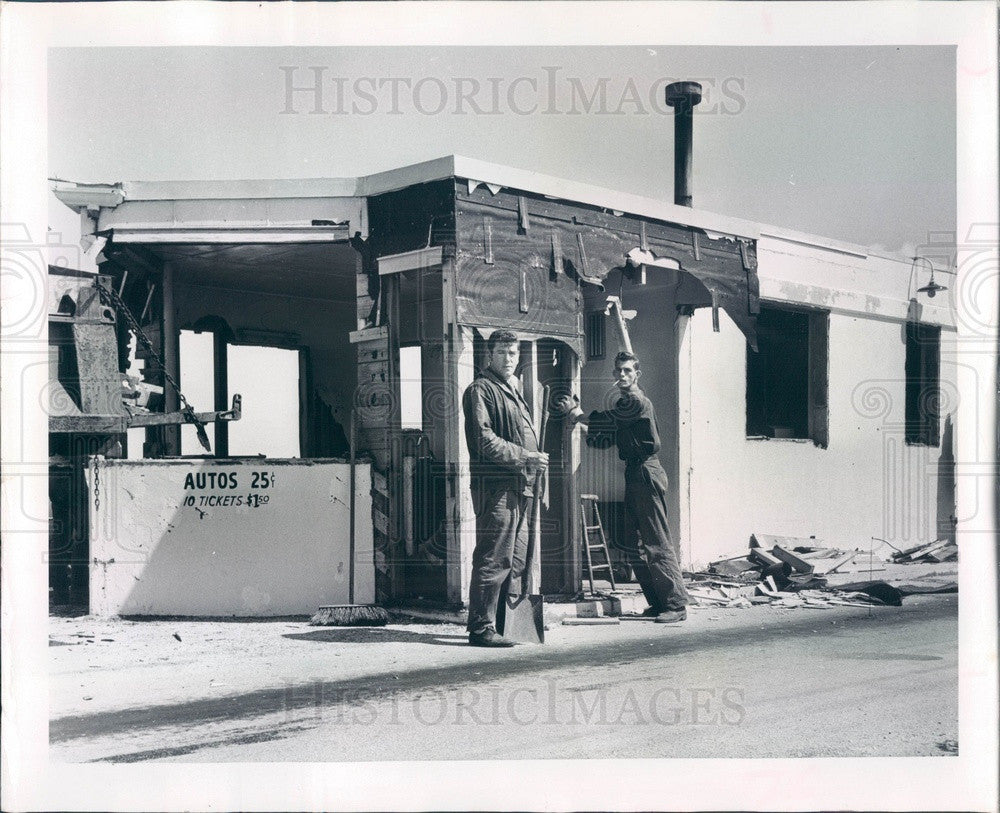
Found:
[756,236,956,328]
[51,181,125,210]
[756,276,956,328]
[759,226,870,259]
[355,155,459,197]
[119,177,360,201]
[110,225,351,245]
[94,196,367,240]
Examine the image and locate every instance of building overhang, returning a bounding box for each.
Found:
[51,180,125,211]
[53,155,948,330]
[107,225,352,245]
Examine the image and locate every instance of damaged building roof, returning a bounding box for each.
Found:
[51,154,955,329]
[53,153,874,253]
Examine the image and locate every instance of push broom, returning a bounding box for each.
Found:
[311,408,390,626]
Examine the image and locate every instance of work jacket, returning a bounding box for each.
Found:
[462,368,538,513]
[586,388,662,464]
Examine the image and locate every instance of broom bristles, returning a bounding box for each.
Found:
[310,604,391,626]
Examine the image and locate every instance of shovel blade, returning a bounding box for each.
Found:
[497,593,545,644]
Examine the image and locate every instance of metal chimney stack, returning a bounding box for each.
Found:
[665,81,703,208]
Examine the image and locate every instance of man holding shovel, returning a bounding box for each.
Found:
[462,330,548,647]
[556,350,689,623]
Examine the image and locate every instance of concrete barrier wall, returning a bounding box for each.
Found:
[88,458,374,617]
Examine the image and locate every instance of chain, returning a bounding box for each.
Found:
[94,277,206,432]
[93,456,101,515]
[94,278,189,408]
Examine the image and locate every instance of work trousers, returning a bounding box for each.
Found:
[623,460,689,612]
[467,488,529,635]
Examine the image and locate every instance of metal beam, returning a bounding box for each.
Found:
[377,246,444,276]
[49,396,241,433]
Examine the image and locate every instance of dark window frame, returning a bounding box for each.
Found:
[904,322,941,447]
[745,302,829,447]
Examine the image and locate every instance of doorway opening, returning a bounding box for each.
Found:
[227,344,302,458]
[468,331,580,596]
[177,328,303,458]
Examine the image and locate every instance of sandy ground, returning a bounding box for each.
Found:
[49,578,958,762]
[49,562,957,721]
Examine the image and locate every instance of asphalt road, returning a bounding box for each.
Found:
[50,595,957,762]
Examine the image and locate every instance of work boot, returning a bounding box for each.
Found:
[468,629,516,648]
[654,609,687,624]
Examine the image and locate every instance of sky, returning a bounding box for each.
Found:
[48,45,955,254]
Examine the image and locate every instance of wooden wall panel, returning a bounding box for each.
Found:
[453,183,757,349]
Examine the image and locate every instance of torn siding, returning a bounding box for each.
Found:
[453,182,759,353]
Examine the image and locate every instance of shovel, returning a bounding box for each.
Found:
[497,386,549,644]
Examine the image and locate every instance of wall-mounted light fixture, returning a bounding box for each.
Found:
[911,256,948,299]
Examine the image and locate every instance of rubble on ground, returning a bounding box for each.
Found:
[889,539,959,563]
[687,534,958,609]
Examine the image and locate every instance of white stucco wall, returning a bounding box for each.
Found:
[573,236,960,570]
[674,235,958,567]
[680,305,958,567]
[756,233,954,328]
[87,458,374,616]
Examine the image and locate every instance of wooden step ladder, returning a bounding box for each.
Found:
[580,494,616,594]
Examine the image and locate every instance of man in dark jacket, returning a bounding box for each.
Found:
[462,330,549,647]
[557,351,689,623]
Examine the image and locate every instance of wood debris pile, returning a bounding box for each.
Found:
[890,539,958,563]
[686,533,956,610]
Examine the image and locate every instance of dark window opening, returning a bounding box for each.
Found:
[586,310,606,360]
[746,304,828,446]
[905,323,941,446]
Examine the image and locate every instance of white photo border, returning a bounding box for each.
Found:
[1,2,996,811]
